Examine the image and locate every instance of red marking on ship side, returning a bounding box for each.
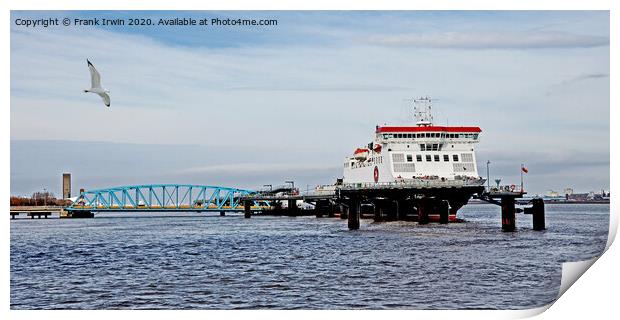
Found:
[376,126,481,133]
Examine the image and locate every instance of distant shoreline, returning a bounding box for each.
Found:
[468,200,610,205]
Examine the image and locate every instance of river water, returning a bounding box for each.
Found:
[10,204,609,309]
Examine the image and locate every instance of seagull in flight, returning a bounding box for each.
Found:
[84,59,110,107]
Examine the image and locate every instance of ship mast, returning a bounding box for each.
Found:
[413,96,434,127]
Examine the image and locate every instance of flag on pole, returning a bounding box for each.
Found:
[521,165,529,173]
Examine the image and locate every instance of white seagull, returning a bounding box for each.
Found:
[84,59,110,107]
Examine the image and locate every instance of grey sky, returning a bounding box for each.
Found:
[10,11,609,196]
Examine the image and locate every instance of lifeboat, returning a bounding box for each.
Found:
[354,148,369,161]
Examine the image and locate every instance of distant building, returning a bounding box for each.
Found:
[564,188,574,196]
[62,173,71,199]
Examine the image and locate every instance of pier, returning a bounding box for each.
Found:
[238,179,546,232]
[475,189,545,232]
[16,179,545,233]
[10,206,62,219]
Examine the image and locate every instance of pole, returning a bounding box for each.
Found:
[486,160,490,192]
[520,163,524,193]
[285,180,294,193]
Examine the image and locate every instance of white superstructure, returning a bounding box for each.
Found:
[343,97,484,185]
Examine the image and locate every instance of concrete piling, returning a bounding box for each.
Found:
[315,200,325,218]
[327,202,335,218]
[501,197,516,232]
[374,201,383,222]
[532,198,545,231]
[384,200,397,221]
[287,199,297,217]
[348,200,360,230]
[439,200,449,224]
[397,199,408,220]
[418,198,429,225]
[244,200,251,219]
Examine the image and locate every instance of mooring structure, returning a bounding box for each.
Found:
[30,177,545,233]
[240,180,545,232]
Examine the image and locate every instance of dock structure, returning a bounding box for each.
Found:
[10,206,63,219]
[240,179,546,232]
[475,190,545,232]
[242,180,483,227]
[34,178,544,232]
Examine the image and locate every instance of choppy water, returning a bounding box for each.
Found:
[10,204,609,309]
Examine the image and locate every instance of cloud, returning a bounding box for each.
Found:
[560,73,610,85]
[544,72,610,96]
[227,84,412,92]
[10,12,610,195]
[182,163,340,174]
[364,32,609,49]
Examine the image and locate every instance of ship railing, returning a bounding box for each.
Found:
[303,188,338,197]
[488,185,525,194]
[340,178,485,190]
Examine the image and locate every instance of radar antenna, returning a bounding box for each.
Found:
[413,96,434,126]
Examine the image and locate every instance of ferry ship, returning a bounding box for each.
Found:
[341,97,485,220]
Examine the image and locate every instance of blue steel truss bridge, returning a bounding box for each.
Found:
[66,184,269,215]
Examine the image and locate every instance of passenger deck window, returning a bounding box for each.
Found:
[453,154,459,162]
[426,155,432,162]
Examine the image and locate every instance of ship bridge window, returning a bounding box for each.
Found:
[421,143,441,151]
[434,155,440,162]
[425,133,431,138]
[406,154,413,162]
[444,154,449,162]
[426,155,432,162]
[416,155,422,162]
[453,154,459,162]
[473,133,479,139]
